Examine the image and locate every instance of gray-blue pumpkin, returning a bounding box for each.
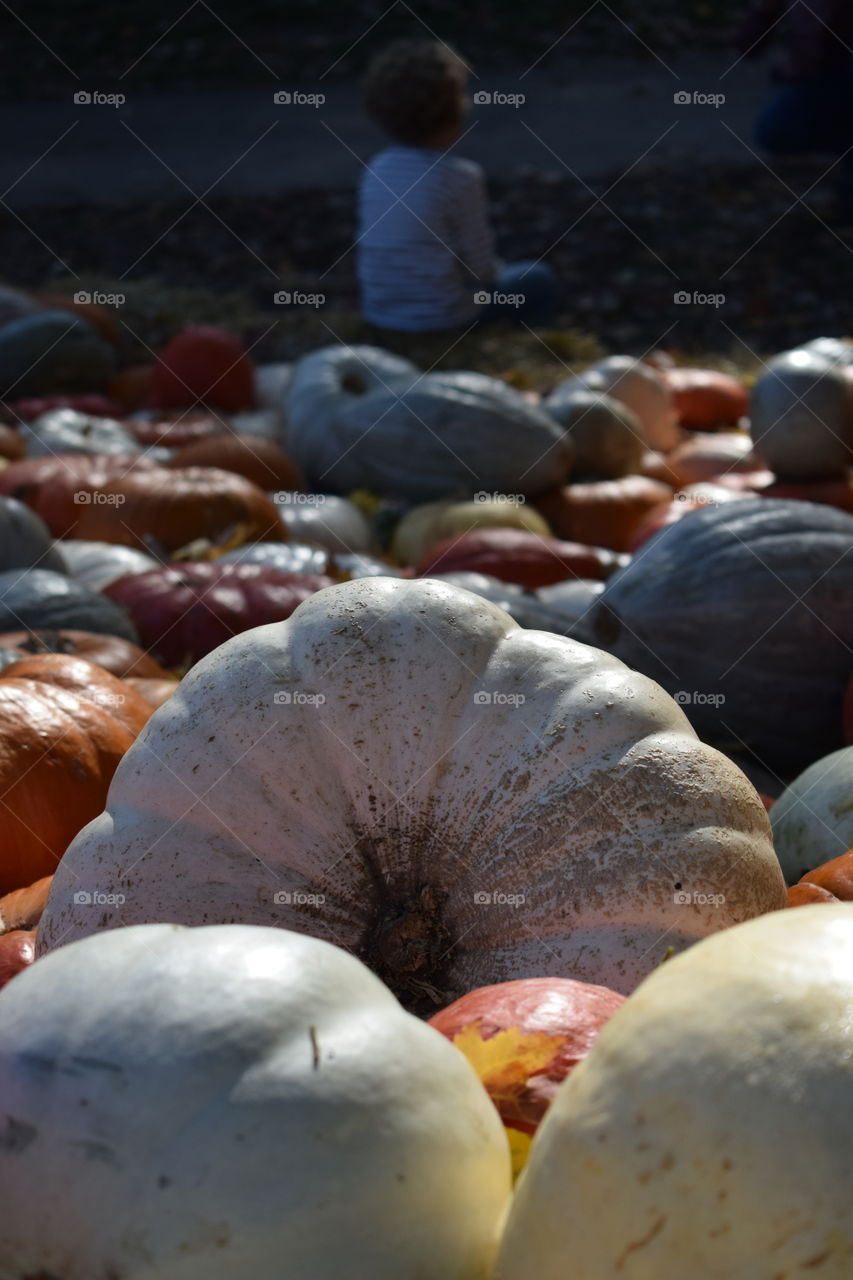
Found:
[0,311,115,398]
[0,496,67,574]
[0,568,138,642]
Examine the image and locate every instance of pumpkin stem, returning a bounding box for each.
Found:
[363,883,455,1016]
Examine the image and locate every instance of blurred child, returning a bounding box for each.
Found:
[739,0,853,218]
[357,39,558,333]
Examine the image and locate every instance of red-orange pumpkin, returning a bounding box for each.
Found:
[414,528,623,588]
[787,850,853,906]
[0,930,35,990]
[0,424,24,461]
[127,412,227,450]
[0,629,169,679]
[664,368,749,431]
[0,653,153,737]
[167,432,303,491]
[534,477,673,553]
[73,466,284,553]
[0,874,53,933]
[663,432,759,489]
[0,454,159,537]
[147,327,255,412]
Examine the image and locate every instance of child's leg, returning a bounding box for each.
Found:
[490,261,559,325]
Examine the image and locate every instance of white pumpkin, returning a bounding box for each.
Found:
[749,349,852,479]
[391,496,550,566]
[254,360,294,410]
[23,409,141,458]
[800,336,853,365]
[275,492,373,553]
[39,578,785,1003]
[284,344,574,500]
[0,922,510,1279]
[549,356,681,454]
[495,904,853,1280]
[60,538,160,591]
[542,389,646,478]
[771,745,853,884]
[219,540,333,576]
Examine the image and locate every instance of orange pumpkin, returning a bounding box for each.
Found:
[0,453,160,538]
[664,368,749,431]
[124,676,178,711]
[0,653,153,737]
[663,432,760,489]
[73,466,284,553]
[0,874,53,933]
[0,629,169,679]
[534,476,673,553]
[0,424,24,461]
[147,326,255,412]
[787,850,853,906]
[167,432,303,492]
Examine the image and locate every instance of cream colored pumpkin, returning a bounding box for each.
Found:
[495,904,853,1280]
[391,497,550,566]
[549,357,681,454]
[39,578,785,1005]
[0,922,510,1279]
[771,745,853,885]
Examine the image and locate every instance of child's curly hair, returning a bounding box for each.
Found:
[363,40,469,146]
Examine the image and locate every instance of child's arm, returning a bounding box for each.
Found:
[446,162,498,284]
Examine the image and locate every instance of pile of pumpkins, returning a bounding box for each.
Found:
[2,316,853,1277]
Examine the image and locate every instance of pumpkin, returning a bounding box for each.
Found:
[127,410,226,448]
[108,363,154,412]
[0,652,152,735]
[147,325,255,412]
[0,423,24,460]
[277,492,373,553]
[219,540,333,577]
[124,675,178,710]
[0,284,41,329]
[663,367,749,430]
[166,431,303,491]
[22,408,141,458]
[539,390,645,480]
[548,356,681,453]
[0,453,160,537]
[589,499,853,774]
[59,539,160,591]
[771,746,853,884]
[628,488,749,551]
[0,922,510,1279]
[39,577,785,1005]
[0,311,115,397]
[104,562,335,667]
[800,335,853,364]
[36,291,121,345]
[749,349,852,480]
[284,345,574,499]
[391,497,551,567]
[415,528,624,588]
[534,476,673,553]
[663,430,759,488]
[0,628,168,678]
[845,675,853,743]
[429,976,626,1149]
[495,904,853,1280]
[73,466,284,554]
[0,931,35,990]
[761,474,853,513]
[0,569,138,642]
[334,551,407,579]
[0,496,67,573]
[0,875,53,933]
[2,393,126,423]
[0,666,145,894]
[788,849,853,905]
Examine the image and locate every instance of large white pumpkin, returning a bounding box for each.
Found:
[283,344,573,499]
[0,922,510,1279]
[771,745,853,884]
[39,578,785,1001]
[495,904,853,1280]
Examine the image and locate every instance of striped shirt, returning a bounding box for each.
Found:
[357,146,497,332]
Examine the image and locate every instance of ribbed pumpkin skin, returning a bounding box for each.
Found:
[589,499,853,774]
[284,345,573,500]
[0,496,67,573]
[39,578,784,1005]
[0,569,138,643]
[0,653,153,736]
[664,367,749,430]
[788,850,853,906]
[166,432,303,491]
[0,454,159,537]
[534,477,673,553]
[415,528,621,588]
[0,628,168,679]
